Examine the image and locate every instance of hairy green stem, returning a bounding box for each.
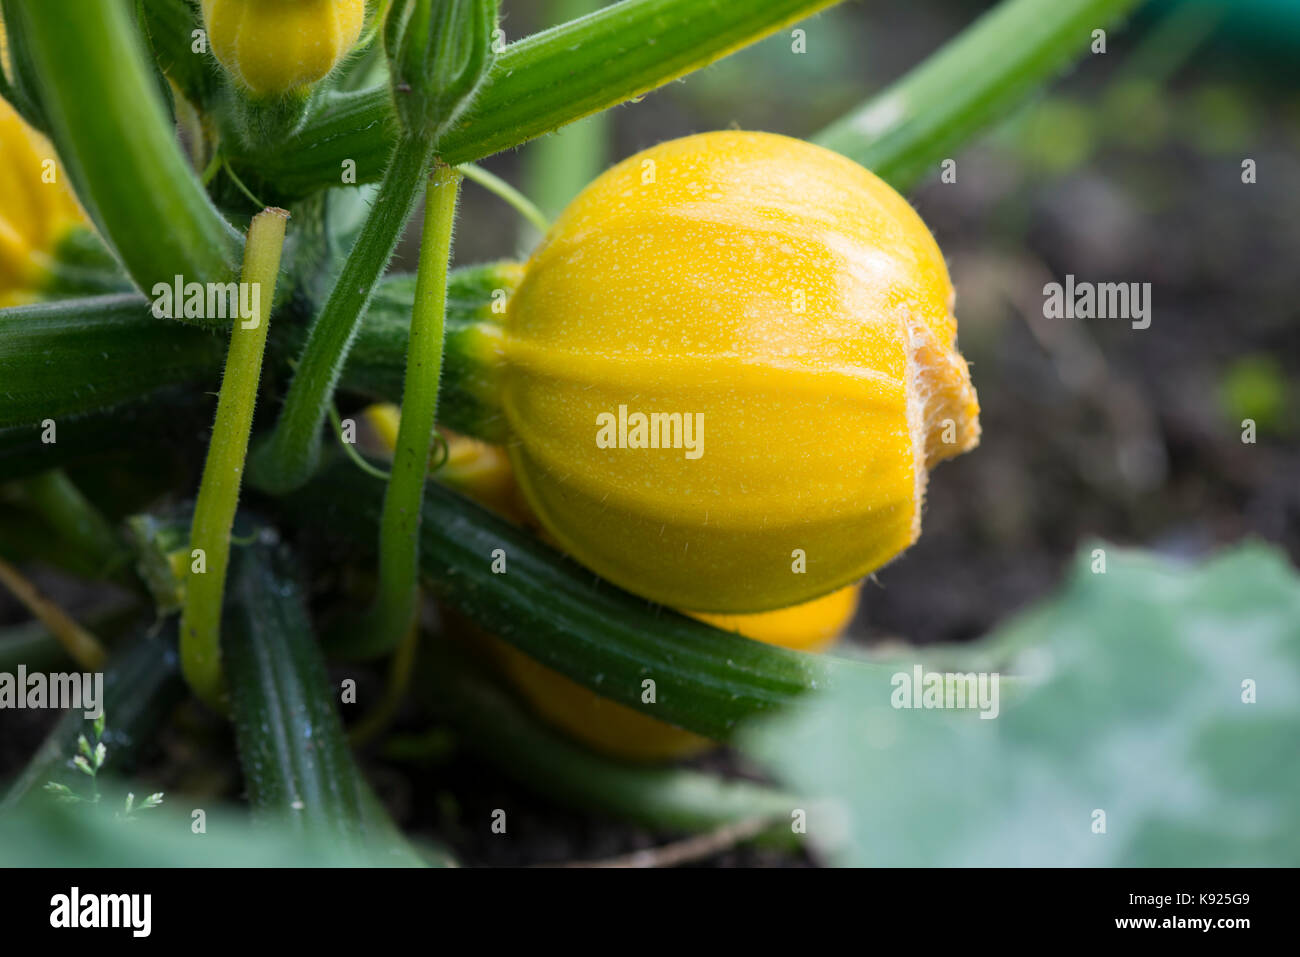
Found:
[0,295,226,430]
[346,164,462,658]
[520,0,611,241]
[14,0,242,301]
[813,0,1141,192]
[181,209,288,709]
[249,134,436,494]
[349,622,421,747]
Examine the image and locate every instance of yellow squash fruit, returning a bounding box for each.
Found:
[502,131,980,613]
[200,0,366,97]
[0,97,88,308]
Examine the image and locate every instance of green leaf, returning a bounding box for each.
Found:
[0,788,418,867]
[813,0,1141,192]
[745,544,1300,866]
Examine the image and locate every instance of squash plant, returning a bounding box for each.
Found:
[0,0,1145,864]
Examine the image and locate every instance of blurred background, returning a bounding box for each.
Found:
[3,0,1297,866]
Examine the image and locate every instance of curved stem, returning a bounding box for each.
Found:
[249,134,435,494]
[348,621,421,747]
[459,163,550,236]
[329,403,391,481]
[181,208,288,709]
[347,163,462,659]
[15,0,242,301]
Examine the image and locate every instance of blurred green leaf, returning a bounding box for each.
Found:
[745,543,1300,866]
[1011,96,1097,175]
[1100,79,1170,151]
[0,788,414,867]
[1184,85,1257,155]
[1218,355,1289,434]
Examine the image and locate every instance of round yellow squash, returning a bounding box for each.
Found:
[501,131,980,613]
[200,0,365,97]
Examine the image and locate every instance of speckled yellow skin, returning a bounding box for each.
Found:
[0,97,86,307]
[503,131,980,613]
[201,0,365,97]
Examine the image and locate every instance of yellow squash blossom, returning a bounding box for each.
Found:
[501,131,980,613]
[201,0,366,97]
[0,96,87,308]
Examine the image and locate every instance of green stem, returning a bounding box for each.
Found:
[812,0,1142,192]
[221,533,427,864]
[329,403,392,481]
[459,163,550,236]
[351,164,462,658]
[0,0,49,130]
[181,208,289,709]
[520,0,611,240]
[249,134,436,494]
[0,294,225,430]
[349,622,421,747]
[14,0,242,302]
[19,470,130,581]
